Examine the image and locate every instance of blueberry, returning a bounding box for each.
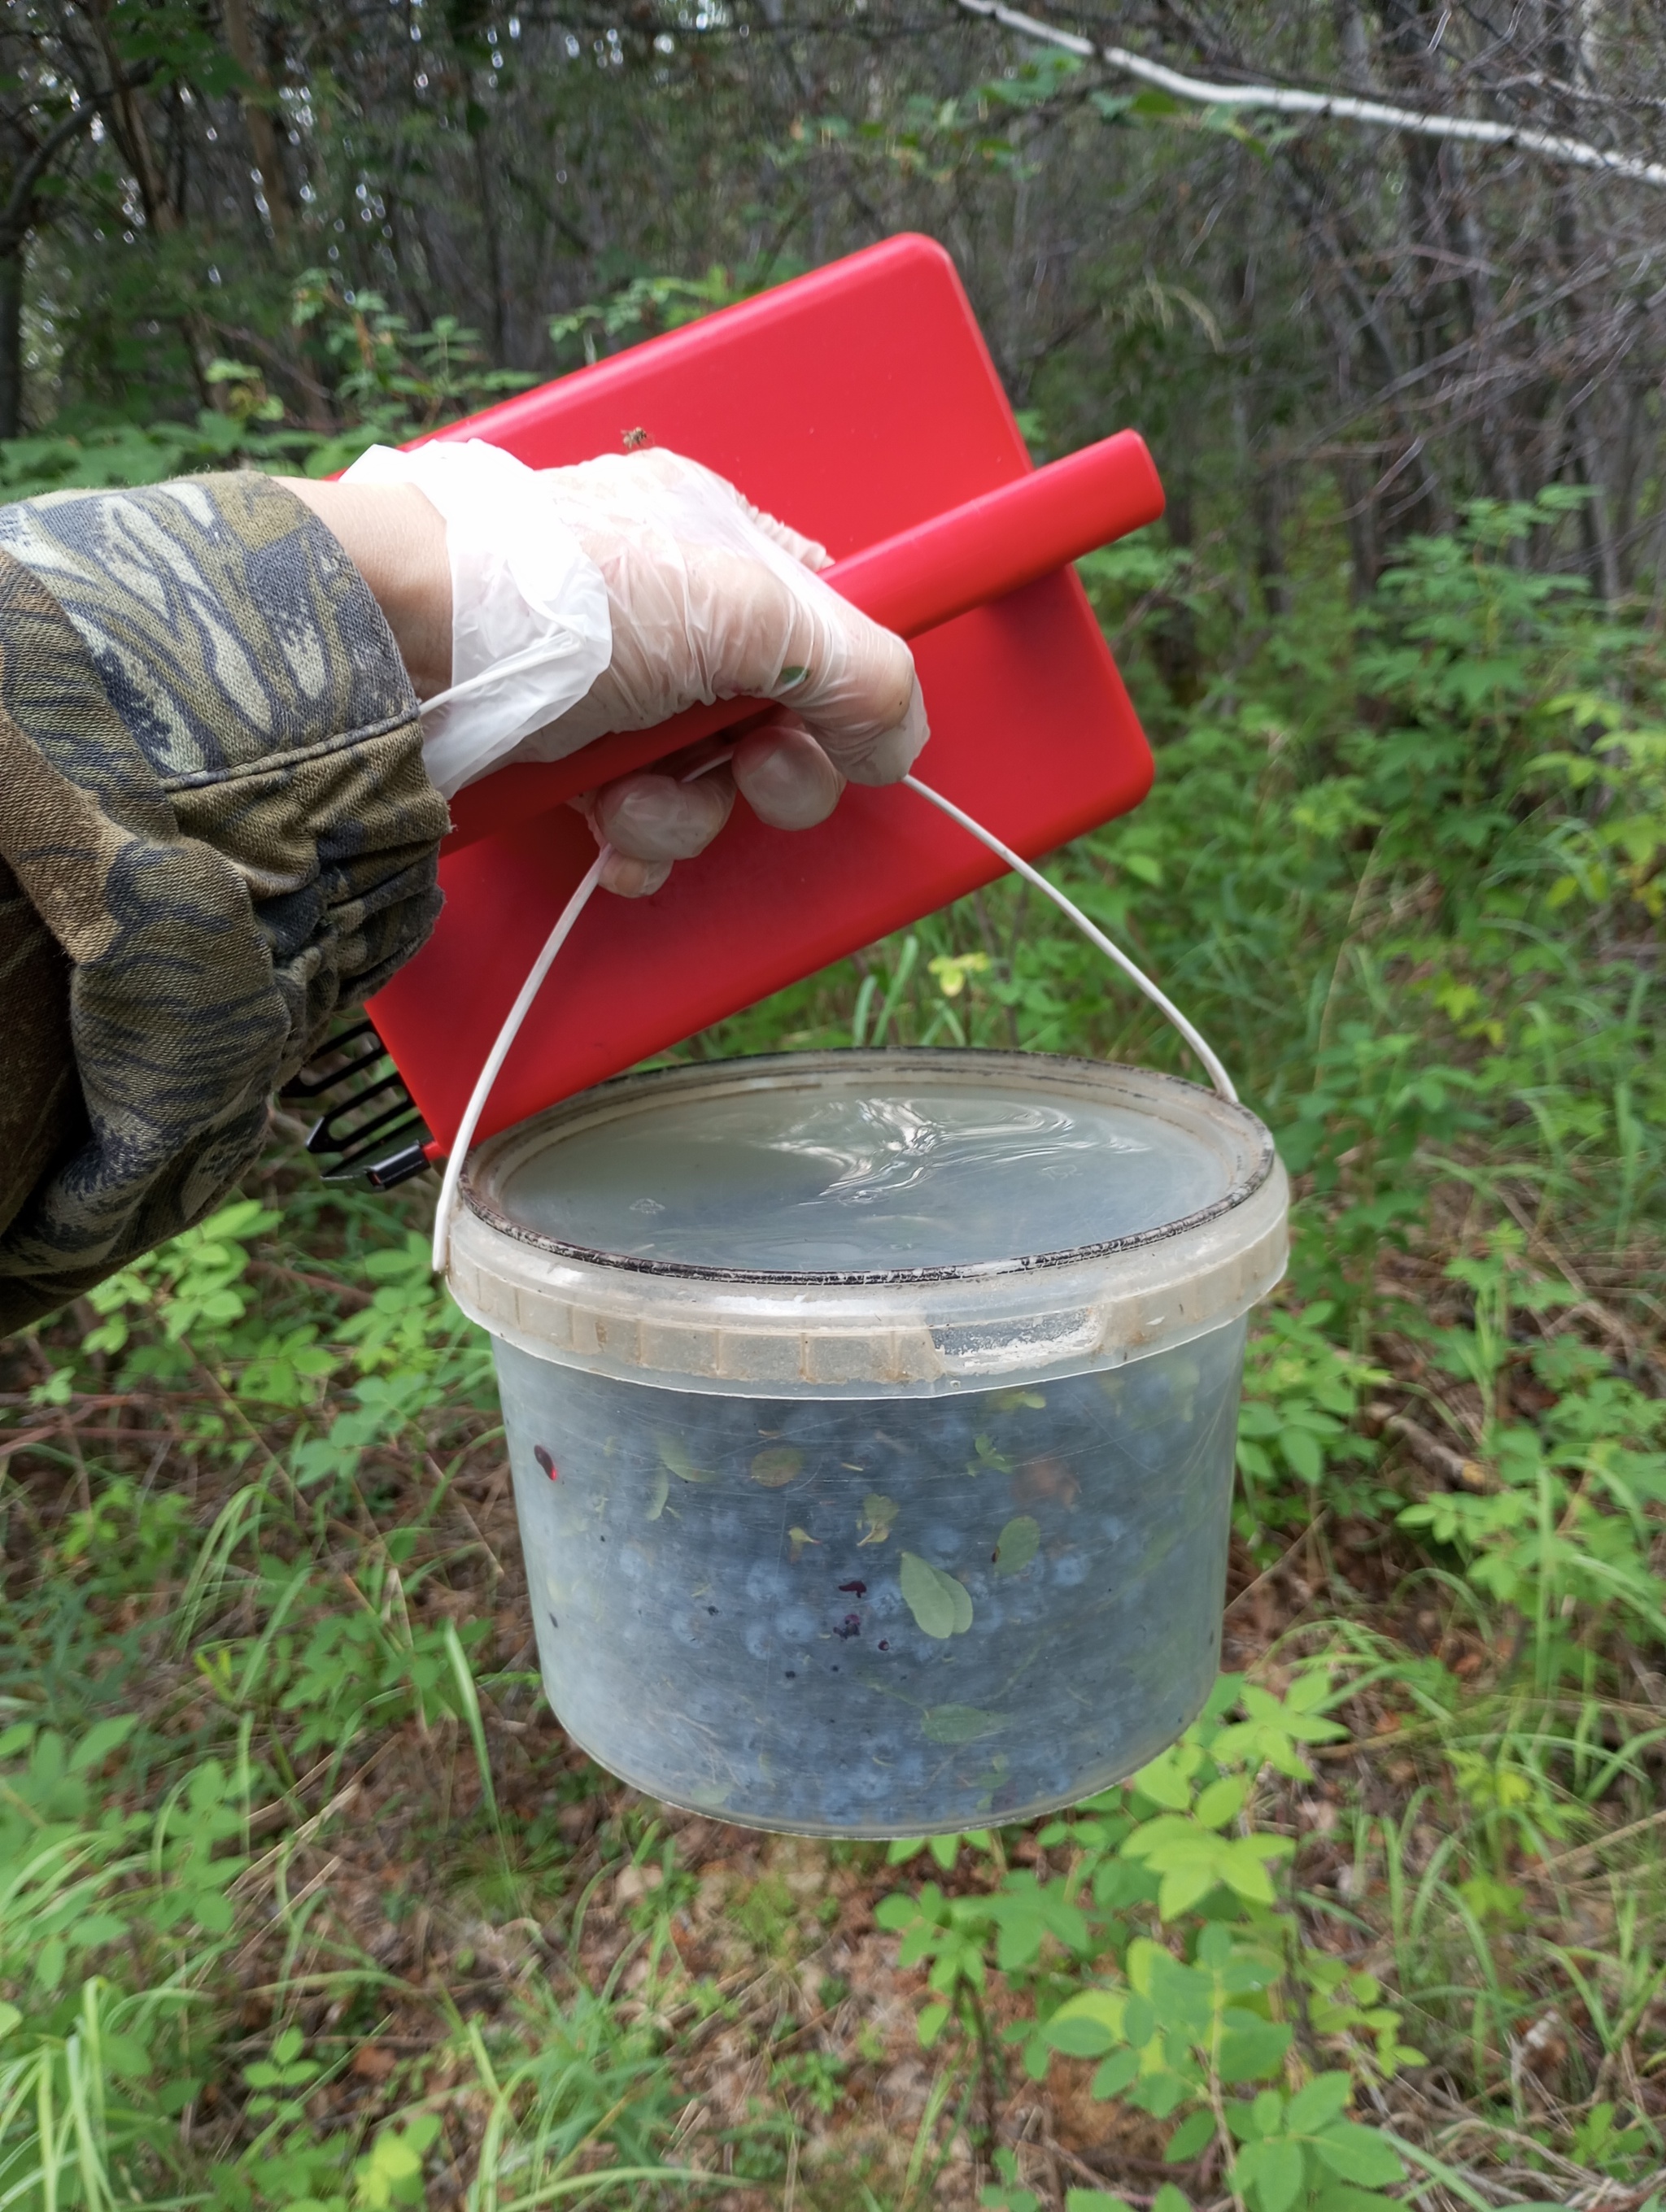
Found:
[1033,1768,1079,1810]
[743,1619,774,1661]
[495,1326,1243,1835]
[922,1407,972,1454]
[1120,1362,1176,1421]
[714,1396,765,1445]
[778,1403,832,1447]
[745,1561,792,1606]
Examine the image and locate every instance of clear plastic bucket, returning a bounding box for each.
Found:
[447,1049,1288,1836]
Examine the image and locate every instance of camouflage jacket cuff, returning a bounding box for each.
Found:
[0,472,450,1334]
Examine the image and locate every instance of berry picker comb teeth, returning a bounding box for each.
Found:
[365,232,1167,1159]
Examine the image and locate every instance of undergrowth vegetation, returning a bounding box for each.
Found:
[3,489,1664,2210]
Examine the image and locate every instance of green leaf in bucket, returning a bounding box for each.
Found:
[646,1467,669,1520]
[967,1432,1012,1476]
[787,1526,819,1561]
[857,1493,899,1546]
[922,1704,1004,1744]
[751,1446,804,1487]
[658,1435,714,1483]
[901,1552,973,1639]
[992,1514,1040,1577]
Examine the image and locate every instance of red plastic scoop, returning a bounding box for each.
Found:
[368,233,1165,1152]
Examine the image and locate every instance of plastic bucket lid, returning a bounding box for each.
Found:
[448,1049,1289,1396]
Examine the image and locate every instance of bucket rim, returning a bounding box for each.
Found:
[459,1046,1277,1289]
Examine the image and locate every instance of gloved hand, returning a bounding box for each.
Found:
[342,441,929,896]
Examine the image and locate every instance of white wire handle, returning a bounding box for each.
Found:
[431,765,1236,1272]
[898,776,1236,1103]
[430,750,732,1273]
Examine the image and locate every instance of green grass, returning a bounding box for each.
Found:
[3,490,1665,2210]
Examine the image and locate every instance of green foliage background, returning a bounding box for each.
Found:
[3,1,1666,2204]
[4,472,1664,2206]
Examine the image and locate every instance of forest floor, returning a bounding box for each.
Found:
[4,507,1665,2212]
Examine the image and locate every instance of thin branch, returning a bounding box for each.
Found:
[955,0,1666,191]
[0,100,102,242]
[0,66,156,248]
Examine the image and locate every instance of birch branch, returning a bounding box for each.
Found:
[956,0,1666,192]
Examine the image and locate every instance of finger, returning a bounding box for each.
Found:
[732,719,844,829]
[590,768,735,860]
[760,571,926,780]
[780,584,924,778]
[683,546,920,756]
[598,850,672,899]
[815,673,929,786]
[567,786,678,897]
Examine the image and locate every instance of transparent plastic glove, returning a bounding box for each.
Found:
[348,439,928,895]
[343,439,613,799]
[515,446,929,896]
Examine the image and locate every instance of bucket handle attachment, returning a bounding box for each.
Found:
[431,764,1236,1273]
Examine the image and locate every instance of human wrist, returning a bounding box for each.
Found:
[336,442,613,799]
[276,475,454,699]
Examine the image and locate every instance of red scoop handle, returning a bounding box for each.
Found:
[441,426,1163,856]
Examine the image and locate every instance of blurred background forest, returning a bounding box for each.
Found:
[5,6,1666,2212]
[8,0,1666,606]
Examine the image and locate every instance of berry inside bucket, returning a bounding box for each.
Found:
[447,1049,1288,1837]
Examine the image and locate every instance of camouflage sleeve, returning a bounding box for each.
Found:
[0,471,450,1334]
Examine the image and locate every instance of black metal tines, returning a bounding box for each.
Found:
[280,1018,433,1191]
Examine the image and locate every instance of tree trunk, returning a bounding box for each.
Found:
[0,244,23,440]
[82,0,220,409]
[220,0,294,255]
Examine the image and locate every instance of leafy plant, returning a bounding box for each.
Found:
[1235,1303,1387,1533]
[5,486,1666,2212]
[878,1673,1423,2201]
